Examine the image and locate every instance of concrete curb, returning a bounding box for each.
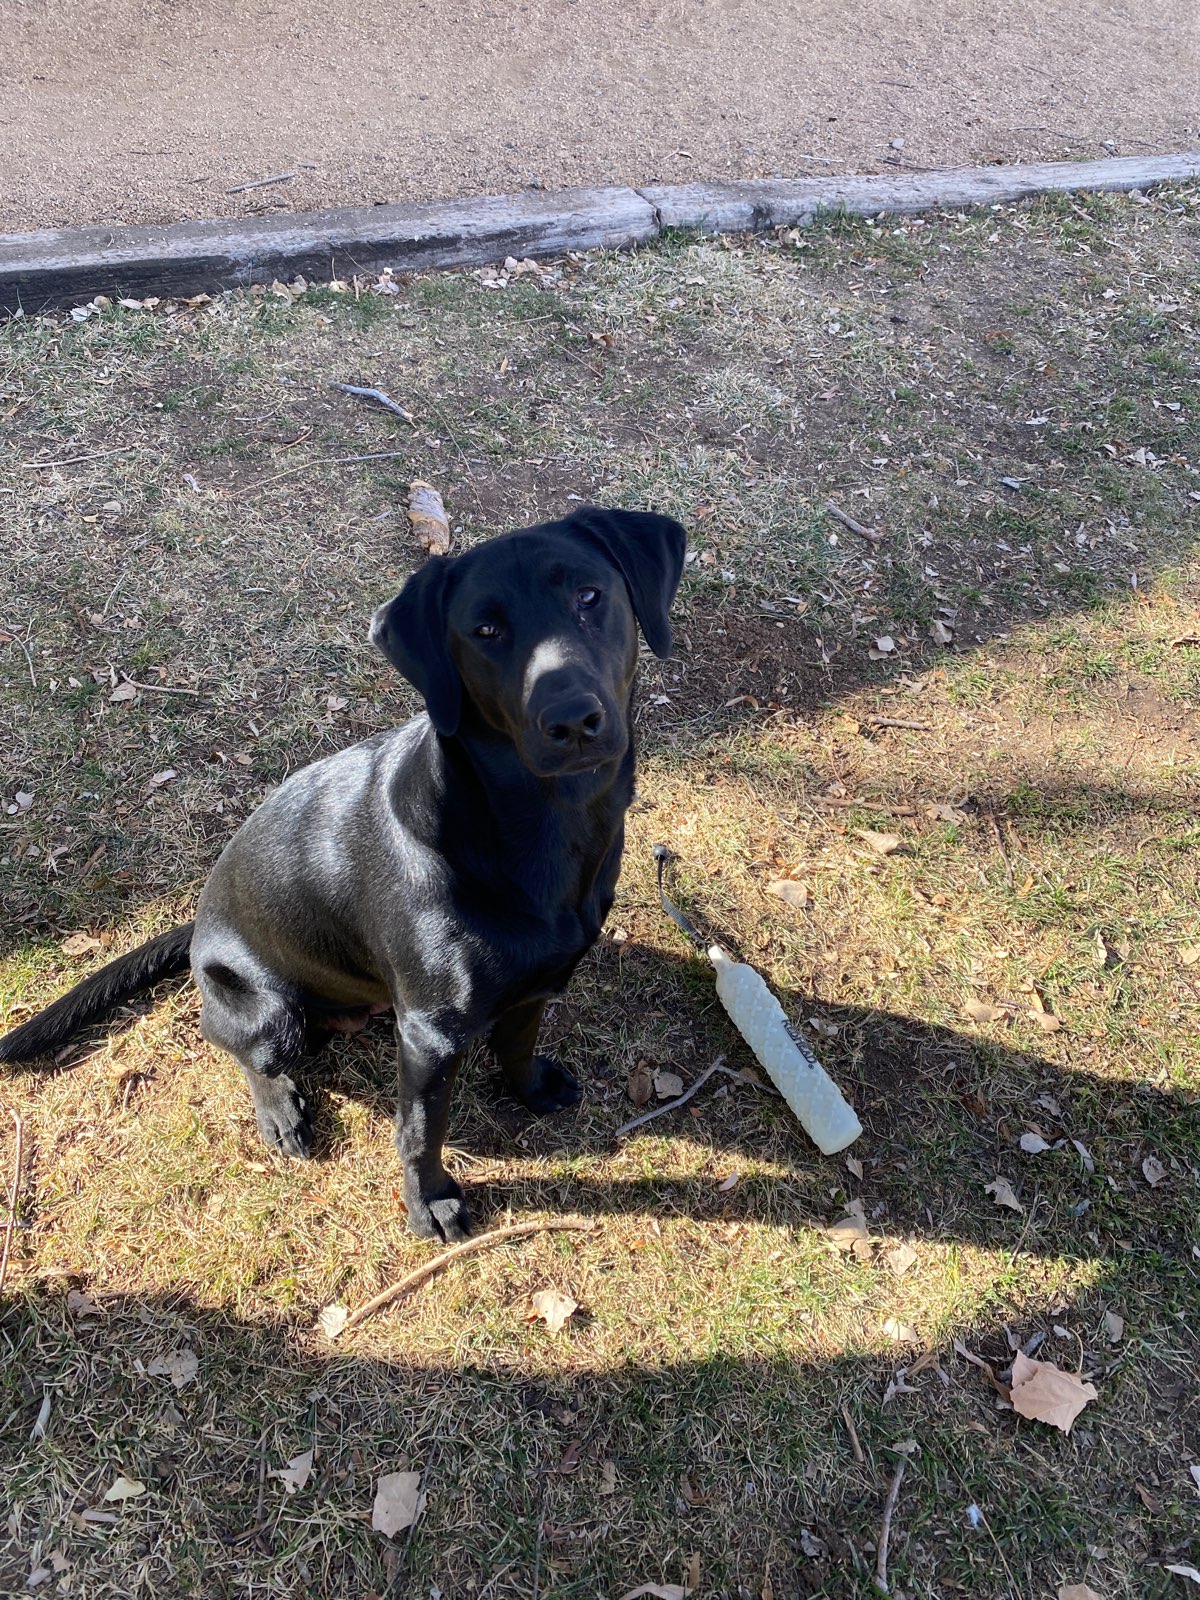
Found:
[3,153,1199,315]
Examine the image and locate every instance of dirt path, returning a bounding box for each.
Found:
[2,0,1198,234]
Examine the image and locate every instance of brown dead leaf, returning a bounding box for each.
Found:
[1142,1154,1167,1187]
[271,1449,314,1494]
[845,1155,864,1180]
[855,828,901,856]
[885,1242,919,1277]
[1058,1585,1105,1600]
[598,1459,618,1496]
[626,1063,654,1108]
[716,1171,740,1193]
[407,481,452,556]
[616,1588,691,1600]
[1030,1009,1063,1032]
[1179,946,1200,967]
[530,1288,577,1336]
[767,878,809,909]
[964,997,1006,1024]
[1103,1309,1124,1344]
[826,1199,874,1260]
[109,680,138,702]
[60,932,102,957]
[66,1289,103,1318]
[317,1304,349,1340]
[146,1348,199,1389]
[145,768,178,792]
[883,1316,919,1343]
[556,1439,583,1474]
[1009,1350,1097,1433]
[986,1177,1023,1211]
[1019,1131,1051,1154]
[371,1470,425,1536]
[653,1070,685,1100]
[103,1476,146,1503]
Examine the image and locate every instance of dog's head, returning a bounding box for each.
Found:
[370,505,686,778]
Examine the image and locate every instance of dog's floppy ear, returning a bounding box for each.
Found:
[369,556,462,736]
[567,505,687,659]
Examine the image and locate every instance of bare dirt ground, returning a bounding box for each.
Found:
[2,0,1198,234]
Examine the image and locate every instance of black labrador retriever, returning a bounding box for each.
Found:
[0,506,686,1241]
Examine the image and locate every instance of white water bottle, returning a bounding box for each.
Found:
[708,944,863,1155]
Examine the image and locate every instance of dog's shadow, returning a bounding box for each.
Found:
[296,937,1195,1271]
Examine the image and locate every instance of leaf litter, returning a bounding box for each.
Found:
[1009,1351,1097,1433]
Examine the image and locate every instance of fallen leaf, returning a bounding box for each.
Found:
[1164,1567,1200,1586]
[1103,1309,1124,1344]
[371,1470,425,1536]
[66,1289,103,1317]
[883,1316,919,1343]
[799,1527,828,1560]
[767,878,809,909]
[556,1439,583,1474]
[1058,1585,1105,1600]
[925,800,968,823]
[317,1304,349,1340]
[530,1288,577,1335]
[407,481,452,556]
[653,1070,684,1100]
[626,1063,654,1108]
[103,1476,146,1503]
[145,768,178,792]
[873,635,896,653]
[109,680,138,702]
[886,1242,919,1277]
[1030,1009,1063,1032]
[598,1459,618,1496]
[271,1448,314,1494]
[1142,1155,1167,1187]
[146,1348,199,1389]
[61,932,102,957]
[929,619,954,645]
[1071,1138,1095,1175]
[716,1171,740,1193]
[326,694,348,712]
[1019,1131,1051,1154]
[964,997,1006,1024]
[826,1199,873,1260]
[986,1177,1023,1211]
[1009,1350,1097,1433]
[845,1155,864,1180]
[1179,946,1200,967]
[882,1370,918,1404]
[1190,1464,1200,1497]
[855,828,901,855]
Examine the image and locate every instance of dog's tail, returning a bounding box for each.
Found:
[0,923,195,1064]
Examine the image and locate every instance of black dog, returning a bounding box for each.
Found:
[0,506,685,1240]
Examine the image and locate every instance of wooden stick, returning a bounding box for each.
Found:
[227,172,295,195]
[19,448,141,470]
[1,626,36,689]
[866,717,932,731]
[0,1111,25,1300]
[330,382,415,424]
[613,1060,778,1140]
[237,450,411,498]
[825,501,883,542]
[873,1458,907,1594]
[331,1218,593,1337]
[117,676,202,698]
[841,1403,865,1465]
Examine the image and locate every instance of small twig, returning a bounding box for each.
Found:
[614,1060,779,1140]
[116,676,202,698]
[866,717,933,731]
[1,625,36,688]
[18,448,141,470]
[332,1218,593,1336]
[873,1458,907,1594]
[0,1111,25,1300]
[330,383,415,424]
[237,450,411,498]
[841,1403,865,1465]
[227,172,295,195]
[531,1482,547,1600]
[825,501,883,542]
[987,811,1015,887]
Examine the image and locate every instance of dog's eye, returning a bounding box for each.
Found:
[576,588,600,609]
[474,623,500,640]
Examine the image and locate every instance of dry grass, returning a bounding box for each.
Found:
[1,187,1199,1599]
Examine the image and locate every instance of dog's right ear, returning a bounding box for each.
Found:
[369,557,462,736]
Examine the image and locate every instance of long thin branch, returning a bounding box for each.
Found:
[237,450,411,498]
[330,382,415,424]
[873,1458,907,1594]
[614,1060,778,1140]
[1,626,36,688]
[330,1218,593,1337]
[825,500,883,542]
[0,1111,25,1300]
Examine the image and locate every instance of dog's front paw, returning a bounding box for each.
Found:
[405,1176,473,1242]
[509,1055,582,1117]
[253,1077,314,1158]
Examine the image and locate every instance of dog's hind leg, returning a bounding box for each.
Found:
[490,998,581,1116]
[196,964,313,1158]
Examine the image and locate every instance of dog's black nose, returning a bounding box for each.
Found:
[539,695,606,747]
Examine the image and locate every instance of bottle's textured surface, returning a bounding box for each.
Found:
[709,946,862,1155]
